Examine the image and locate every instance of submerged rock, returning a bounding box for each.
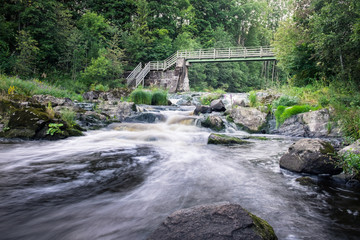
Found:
[280,139,342,175]
[229,106,267,133]
[201,116,225,131]
[296,176,317,186]
[148,202,277,240]
[124,112,166,123]
[208,133,250,145]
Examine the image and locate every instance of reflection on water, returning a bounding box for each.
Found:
[0,107,359,240]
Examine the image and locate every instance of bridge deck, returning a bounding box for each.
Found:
[127,46,275,87]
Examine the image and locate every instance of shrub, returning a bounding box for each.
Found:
[200,93,222,105]
[130,89,152,105]
[340,151,360,178]
[151,90,168,105]
[248,91,257,107]
[272,95,298,108]
[338,107,360,140]
[46,102,55,119]
[61,108,77,127]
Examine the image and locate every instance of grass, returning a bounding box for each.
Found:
[130,89,152,105]
[0,75,83,101]
[61,108,77,127]
[129,88,168,105]
[275,105,320,128]
[151,90,168,105]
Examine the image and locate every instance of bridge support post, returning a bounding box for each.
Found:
[169,58,190,93]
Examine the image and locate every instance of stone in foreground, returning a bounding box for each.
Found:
[280,139,342,175]
[208,133,250,145]
[148,203,277,240]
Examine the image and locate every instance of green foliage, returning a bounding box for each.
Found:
[47,123,64,136]
[340,151,360,178]
[60,108,76,127]
[273,0,360,86]
[275,105,320,128]
[249,91,257,107]
[337,107,360,140]
[272,95,299,108]
[151,90,168,105]
[130,89,152,105]
[15,30,39,77]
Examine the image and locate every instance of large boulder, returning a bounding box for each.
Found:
[273,109,341,138]
[201,116,224,131]
[208,133,250,145]
[210,99,226,112]
[32,95,73,107]
[97,101,135,121]
[148,203,277,240]
[229,107,267,132]
[280,139,342,175]
[82,91,100,101]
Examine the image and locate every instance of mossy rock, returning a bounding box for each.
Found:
[66,127,84,137]
[296,176,317,186]
[248,212,278,240]
[208,133,251,145]
[201,116,225,131]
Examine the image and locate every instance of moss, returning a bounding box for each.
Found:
[296,177,317,186]
[208,133,250,145]
[66,128,84,137]
[319,142,335,154]
[249,212,278,240]
[244,136,269,141]
[226,115,234,123]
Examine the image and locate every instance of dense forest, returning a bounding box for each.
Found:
[0,0,359,92]
[1,0,291,92]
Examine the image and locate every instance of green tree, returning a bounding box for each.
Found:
[14,30,39,76]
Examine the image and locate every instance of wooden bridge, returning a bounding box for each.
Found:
[127,46,275,88]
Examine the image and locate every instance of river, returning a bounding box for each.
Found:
[0,105,359,240]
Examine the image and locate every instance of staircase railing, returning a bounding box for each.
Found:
[126,62,142,86]
[135,62,151,87]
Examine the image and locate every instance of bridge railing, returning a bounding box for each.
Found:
[176,47,274,60]
[127,46,275,86]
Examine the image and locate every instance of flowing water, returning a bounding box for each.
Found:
[0,106,359,240]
